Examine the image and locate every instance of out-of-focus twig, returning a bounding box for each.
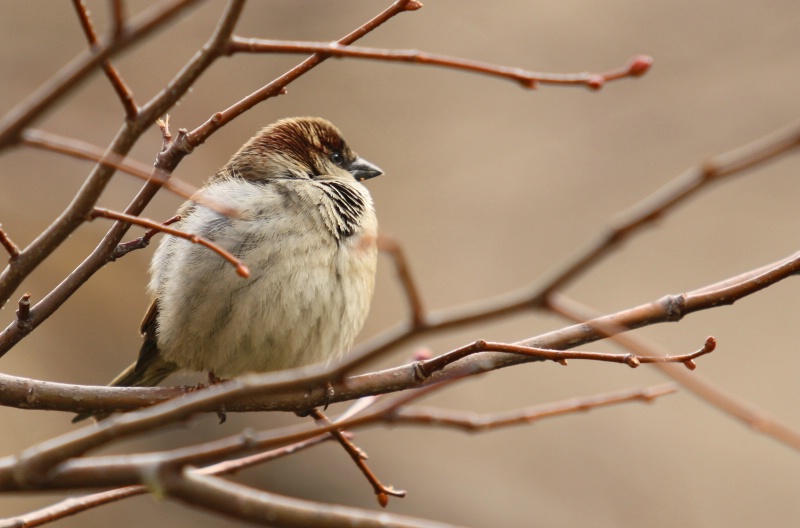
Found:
[0,433,338,528]
[391,383,677,431]
[0,0,200,148]
[20,129,195,199]
[378,234,426,328]
[71,0,138,118]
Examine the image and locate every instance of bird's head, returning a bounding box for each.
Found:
[224,117,383,184]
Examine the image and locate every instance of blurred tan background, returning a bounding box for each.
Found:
[2,1,800,526]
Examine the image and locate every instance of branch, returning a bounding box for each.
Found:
[0,251,795,421]
[415,337,715,378]
[378,234,426,328]
[71,0,138,118]
[548,294,800,452]
[187,0,422,147]
[310,409,405,507]
[0,225,20,261]
[227,37,653,90]
[20,128,196,199]
[536,118,800,297]
[90,208,250,278]
[0,0,200,147]
[391,383,677,431]
[1,434,337,527]
[0,1,247,351]
[160,468,456,528]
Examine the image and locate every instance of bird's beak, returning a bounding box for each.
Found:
[348,157,383,181]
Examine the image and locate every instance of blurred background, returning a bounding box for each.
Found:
[1,1,800,526]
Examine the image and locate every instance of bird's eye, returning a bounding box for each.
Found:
[329,151,344,166]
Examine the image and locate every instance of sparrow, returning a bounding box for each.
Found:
[75,117,382,421]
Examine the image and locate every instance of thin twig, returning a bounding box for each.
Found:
[227,37,653,90]
[310,409,405,507]
[112,215,181,260]
[0,225,20,260]
[71,0,138,118]
[391,383,677,431]
[188,0,422,147]
[416,337,714,378]
[90,208,249,278]
[20,128,196,199]
[109,0,126,38]
[378,234,426,328]
[0,0,199,147]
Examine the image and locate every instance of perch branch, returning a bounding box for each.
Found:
[0,251,795,421]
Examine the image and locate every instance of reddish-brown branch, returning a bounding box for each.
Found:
[416,337,714,378]
[227,37,652,91]
[90,208,250,278]
[111,214,181,260]
[71,0,138,118]
[391,383,677,431]
[0,225,20,260]
[536,119,800,298]
[187,0,422,147]
[310,409,405,507]
[110,0,126,38]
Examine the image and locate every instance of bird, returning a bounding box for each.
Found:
[74,117,382,421]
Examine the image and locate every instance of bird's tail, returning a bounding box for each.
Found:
[72,347,179,423]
